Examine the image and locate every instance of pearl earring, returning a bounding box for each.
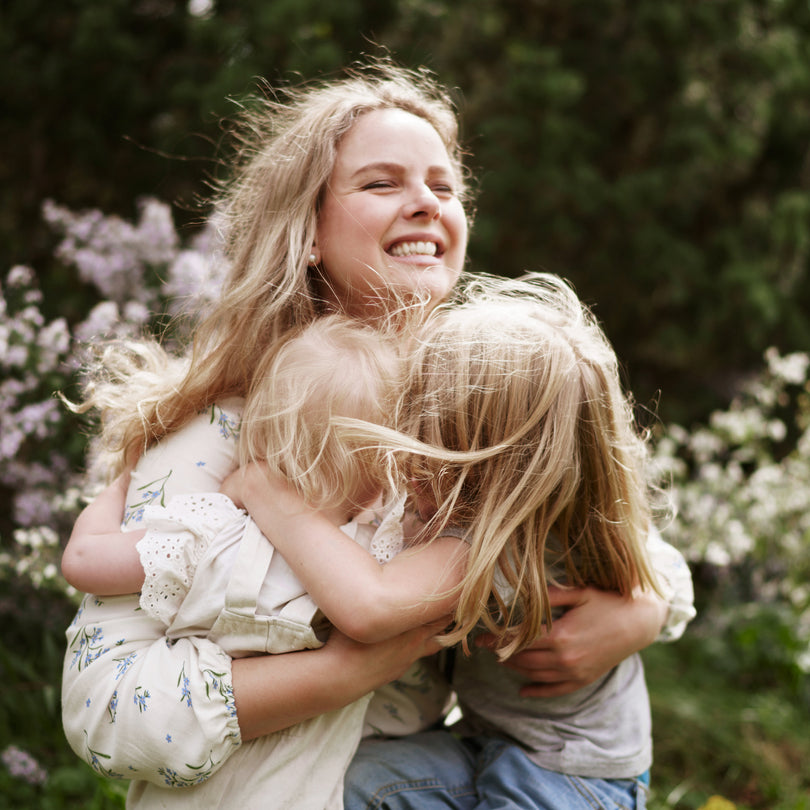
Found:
[308,253,317,265]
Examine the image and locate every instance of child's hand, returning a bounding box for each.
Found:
[220,467,248,509]
[221,463,309,518]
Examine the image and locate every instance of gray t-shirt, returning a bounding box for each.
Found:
[451,631,651,779]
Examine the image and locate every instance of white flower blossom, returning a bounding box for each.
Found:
[765,346,810,385]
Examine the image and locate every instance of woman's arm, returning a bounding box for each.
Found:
[222,465,468,644]
[233,620,447,741]
[61,473,146,595]
[480,585,666,697]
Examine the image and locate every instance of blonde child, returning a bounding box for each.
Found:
[63,313,466,809]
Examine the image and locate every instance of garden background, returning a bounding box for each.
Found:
[1,1,809,808]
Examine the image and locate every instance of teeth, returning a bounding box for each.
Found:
[389,241,438,257]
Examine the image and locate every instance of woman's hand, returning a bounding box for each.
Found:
[478,586,668,697]
[327,619,447,687]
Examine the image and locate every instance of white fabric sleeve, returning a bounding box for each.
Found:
[123,399,244,528]
[137,494,243,627]
[137,524,199,628]
[647,527,697,642]
[62,593,241,787]
[62,402,245,786]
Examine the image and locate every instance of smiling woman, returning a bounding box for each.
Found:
[313,107,468,316]
[60,61,693,810]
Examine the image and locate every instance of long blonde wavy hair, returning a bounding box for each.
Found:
[78,61,468,476]
[339,273,662,658]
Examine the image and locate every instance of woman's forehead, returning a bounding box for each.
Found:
[331,108,455,178]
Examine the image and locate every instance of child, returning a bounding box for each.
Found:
[63,312,468,809]
[223,272,666,809]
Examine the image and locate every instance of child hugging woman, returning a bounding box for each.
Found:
[64,312,464,808]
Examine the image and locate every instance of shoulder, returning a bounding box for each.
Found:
[124,398,245,526]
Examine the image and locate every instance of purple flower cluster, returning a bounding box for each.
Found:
[1,745,47,786]
[1,266,74,540]
[42,197,178,307]
[3,199,227,600]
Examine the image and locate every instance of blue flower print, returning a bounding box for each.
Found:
[178,665,193,708]
[202,668,238,733]
[84,733,125,781]
[69,625,110,671]
[107,691,118,722]
[124,471,173,525]
[158,752,220,787]
[133,686,151,713]
[209,404,241,440]
[113,652,138,681]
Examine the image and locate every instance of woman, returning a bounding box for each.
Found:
[61,62,694,808]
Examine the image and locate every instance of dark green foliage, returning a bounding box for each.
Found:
[0,576,127,808]
[4,0,810,423]
[644,641,810,809]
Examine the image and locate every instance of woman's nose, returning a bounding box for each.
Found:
[403,185,441,220]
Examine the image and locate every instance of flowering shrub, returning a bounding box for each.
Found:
[653,347,810,691]
[0,199,227,598]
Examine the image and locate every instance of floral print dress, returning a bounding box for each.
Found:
[62,400,245,790]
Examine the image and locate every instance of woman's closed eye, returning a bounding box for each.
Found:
[430,183,455,197]
[362,180,397,190]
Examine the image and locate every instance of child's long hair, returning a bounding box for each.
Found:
[76,61,468,477]
[239,314,402,513]
[353,273,661,659]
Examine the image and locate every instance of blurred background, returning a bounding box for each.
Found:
[1,1,808,808]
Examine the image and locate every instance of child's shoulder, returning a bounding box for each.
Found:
[123,398,245,527]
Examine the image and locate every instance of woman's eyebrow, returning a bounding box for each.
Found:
[349,162,453,180]
[350,161,403,179]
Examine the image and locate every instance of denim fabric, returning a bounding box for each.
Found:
[345,731,648,810]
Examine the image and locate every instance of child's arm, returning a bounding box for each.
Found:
[222,465,467,644]
[61,473,146,595]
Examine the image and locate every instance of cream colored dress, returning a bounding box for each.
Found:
[126,489,405,810]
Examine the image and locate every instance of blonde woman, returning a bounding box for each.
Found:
[60,63,693,807]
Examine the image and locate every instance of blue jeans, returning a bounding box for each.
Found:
[344,731,648,810]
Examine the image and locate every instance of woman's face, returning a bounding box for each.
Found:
[314,108,468,317]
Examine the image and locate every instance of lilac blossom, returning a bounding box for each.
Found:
[1,745,47,786]
[42,197,179,307]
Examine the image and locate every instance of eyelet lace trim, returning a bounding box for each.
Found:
[137,493,242,625]
[368,492,406,563]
